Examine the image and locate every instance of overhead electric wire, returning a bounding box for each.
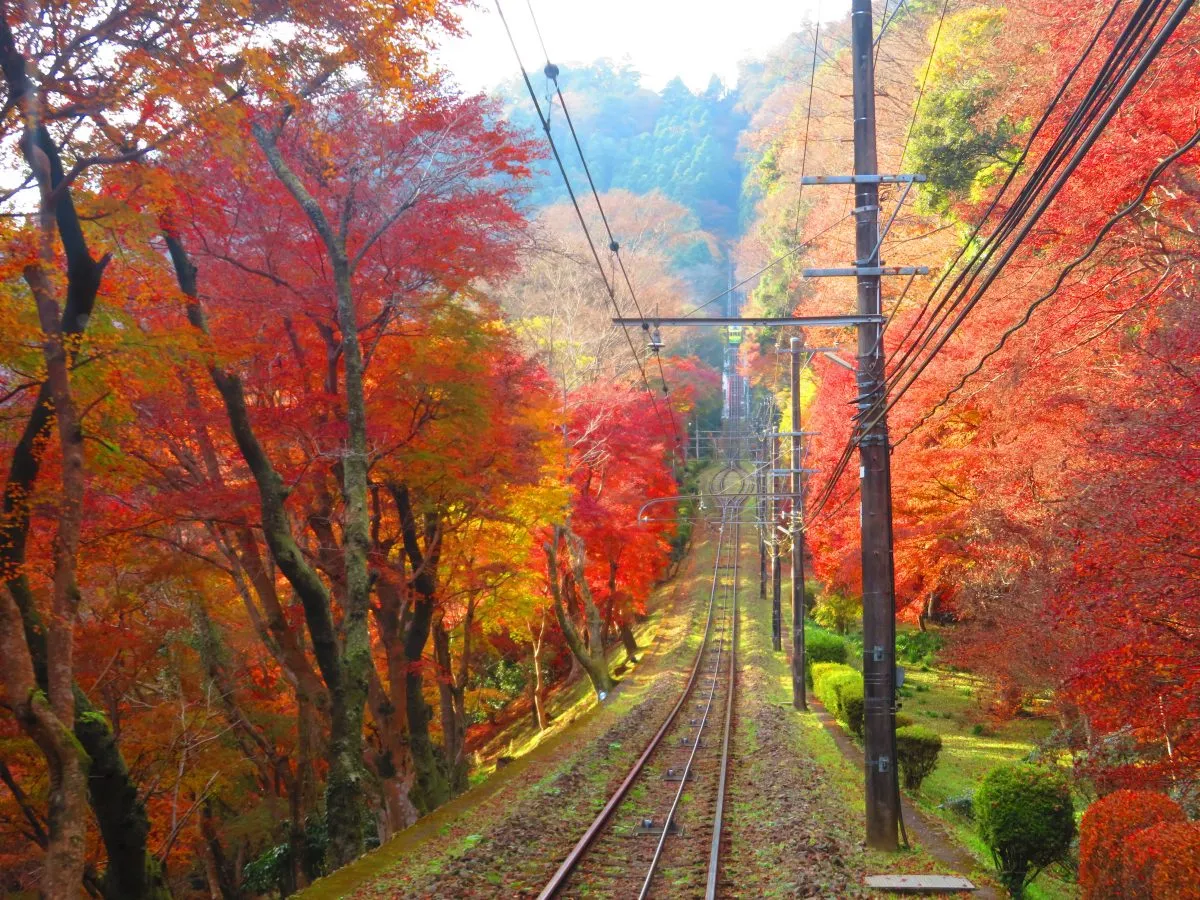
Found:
[544,63,684,446]
[494,0,679,452]
[805,0,1192,523]
[521,0,688,454]
[883,0,1170,394]
[881,0,1128,384]
[878,0,1192,417]
[895,0,950,170]
[893,123,1200,446]
[681,214,850,318]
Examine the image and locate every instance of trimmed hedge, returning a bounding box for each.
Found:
[841,678,865,740]
[1079,789,1186,899]
[810,662,847,690]
[813,664,855,714]
[895,725,942,792]
[1121,821,1200,898]
[976,764,1074,898]
[813,664,864,737]
[805,627,848,686]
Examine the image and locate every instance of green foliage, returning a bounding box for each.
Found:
[976,764,1075,898]
[805,627,848,686]
[467,659,528,725]
[942,791,976,821]
[810,662,847,690]
[841,680,865,741]
[812,590,861,635]
[906,8,1023,214]
[813,664,864,738]
[896,630,944,665]
[496,62,747,234]
[242,818,328,896]
[895,725,943,792]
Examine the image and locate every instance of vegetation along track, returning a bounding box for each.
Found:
[539,462,750,899]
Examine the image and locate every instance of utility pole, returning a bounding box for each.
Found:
[771,408,782,652]
[790,337,808,711]
[852,0,899,850]
[758,431,767,600]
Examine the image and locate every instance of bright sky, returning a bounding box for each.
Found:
[433,0,844,94]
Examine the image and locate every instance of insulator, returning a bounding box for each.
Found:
[648,325,664,353]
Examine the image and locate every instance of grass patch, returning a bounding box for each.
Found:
[899,666,1076,899]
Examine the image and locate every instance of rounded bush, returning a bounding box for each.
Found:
[1079,789,1185,899]
[810,661,848,691]
[1120,821,1200,898]
[840,679,865,739]
[805,627,848,679]
[895,725,942,792]
[1147,822,1200,899]
[976,763,1074,898]
[815,666,859,721]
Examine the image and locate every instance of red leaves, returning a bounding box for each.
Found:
[1079,790,1189,899]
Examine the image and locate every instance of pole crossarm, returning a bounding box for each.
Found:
[611,315,885,328]
[801,174,926,184]
[803,266,929,277]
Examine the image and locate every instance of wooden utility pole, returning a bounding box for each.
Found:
[758,432,768,600]
[790,337,808,710]
[851,0,900,850]
[771,409,782,652]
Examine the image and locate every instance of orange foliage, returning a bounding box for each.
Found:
[1079,790,1185,900]
[1122,822,1200,899]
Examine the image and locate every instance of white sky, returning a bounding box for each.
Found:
[433,0,843,94]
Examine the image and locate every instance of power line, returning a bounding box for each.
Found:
[804,0,1192,524]
[894,123,1200,446]
[681,214,850,318]
[494,0,680,454]
[884,0,1167,394]
[880,0,1192,417]
[522,0,687,456]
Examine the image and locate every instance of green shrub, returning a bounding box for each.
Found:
[976,764,1075,898]
[895,713,914,728]
[813,664,865,739]
[841,679,865,740]
[813,664,856,715]
[805,628,847,685]
[942,791,975,820]
[896,629,944,665]
[810,662,847,691]
[896,725,942,791]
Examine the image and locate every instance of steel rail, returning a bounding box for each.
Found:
[706,511,739,899]
[638,490,744,899]
[536,465,739,900]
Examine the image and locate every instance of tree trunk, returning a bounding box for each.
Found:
[251,121,375,868]
[431,614,468,796]
[167,232,367,867]
[545,527,615,697]
[618,619,640,661]
[368,578,420,837]
[529,616,550,732]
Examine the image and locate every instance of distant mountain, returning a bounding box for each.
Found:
[493,60,749,237]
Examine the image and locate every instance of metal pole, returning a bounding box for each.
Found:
[852,0,899,850]
[790,338,808,711]
[771,410,782,652]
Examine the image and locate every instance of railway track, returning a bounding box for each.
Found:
[538,462,750,899]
